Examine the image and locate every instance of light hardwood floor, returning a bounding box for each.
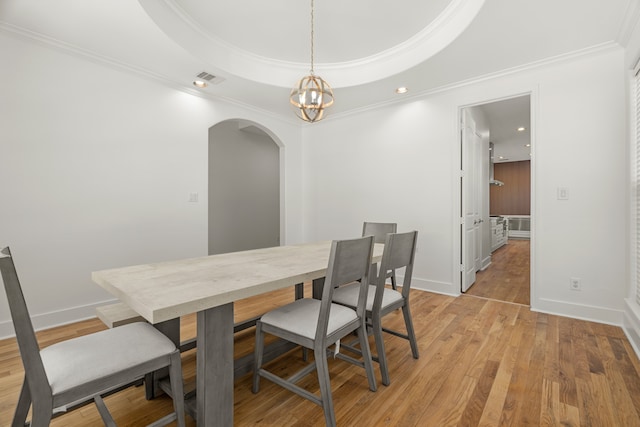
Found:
[466,239,530,306]
[2,284,640,426]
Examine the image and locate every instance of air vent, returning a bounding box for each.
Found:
[197,71,216,81]
[194,71,225,86]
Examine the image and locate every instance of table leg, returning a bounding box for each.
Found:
[312,277,325,299]
[197,303,234,426]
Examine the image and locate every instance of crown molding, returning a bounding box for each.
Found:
[617,0,640,47]
[0,20,624,127]
[140,0,485,88]
[326,41,623,122]
[0,21,299,126]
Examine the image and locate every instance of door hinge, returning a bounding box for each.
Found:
[460,264,465,272]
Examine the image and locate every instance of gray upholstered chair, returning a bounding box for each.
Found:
[0,246,185,427]
[252,236,378,427]
[362,222,398,290]
[333,230,419,386]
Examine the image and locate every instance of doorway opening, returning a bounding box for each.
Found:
[460,95,532,306]
[208,119,282,255]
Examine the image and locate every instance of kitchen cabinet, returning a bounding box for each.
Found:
[491,216,508,252]
[503,215,530,239]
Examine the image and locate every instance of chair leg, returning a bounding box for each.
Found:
[168,352,186,427]
[12,377,31,427]
[314,346,336,427]
[402,303,420,359]
[252,322,265,393]
[390,271,397,291]
[29,397,53,427]
[94,395,117,427]
[295,284,309,362]
[11,377,31,427]
[356,323,378,392]
[372,316,390,386]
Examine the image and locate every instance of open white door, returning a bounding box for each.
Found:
[461,110,481,292]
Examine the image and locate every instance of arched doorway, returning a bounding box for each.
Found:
[208,120,280,255]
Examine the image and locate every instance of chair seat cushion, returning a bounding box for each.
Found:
[40,322,177,394]
[333,283,403,312]
[260,298,358,340]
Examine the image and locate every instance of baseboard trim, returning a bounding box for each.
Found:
[0,298,118,340]
[400,275,460,297]
[532,297,624,326]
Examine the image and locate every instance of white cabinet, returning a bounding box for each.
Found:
[490,216,508,252]
[503,215,530,239]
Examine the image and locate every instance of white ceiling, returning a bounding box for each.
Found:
[0,0,637,121]
[172,0,455,63]
[480,95,531,163]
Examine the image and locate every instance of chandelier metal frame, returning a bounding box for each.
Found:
[290,0,334,122]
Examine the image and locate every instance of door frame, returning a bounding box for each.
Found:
[455,91,536,306]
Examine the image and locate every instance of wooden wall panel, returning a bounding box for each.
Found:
[490,160,530,215]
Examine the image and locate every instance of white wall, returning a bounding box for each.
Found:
[0,33,304,338]
[302,45,628,324]
[302,99,458,295]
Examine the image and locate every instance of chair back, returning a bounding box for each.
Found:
[374,231,418,306]
[0,247,50,396]
[317,236,374,342]
[362,222,397,244]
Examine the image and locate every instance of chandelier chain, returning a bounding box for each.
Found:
[310,0,315,75]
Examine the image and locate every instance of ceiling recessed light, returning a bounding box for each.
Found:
[517,127,526,132]
[396,87,408,94]
[193,80,208,88]
[525,143,531,147]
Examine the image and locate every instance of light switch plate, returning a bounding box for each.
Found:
[557,187,569,200]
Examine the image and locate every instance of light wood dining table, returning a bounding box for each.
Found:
[92,240,383,426]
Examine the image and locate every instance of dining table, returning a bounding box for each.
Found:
[92,240,383,426]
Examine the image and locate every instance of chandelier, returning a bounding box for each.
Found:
[290,0,334,123]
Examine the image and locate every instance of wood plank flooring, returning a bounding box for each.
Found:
[2,285,640,426]
[466,239,530,305]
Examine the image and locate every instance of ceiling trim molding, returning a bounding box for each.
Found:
[327,41,623,122]
[139,0,485,88]
[0,21,299,126]
[617,0,640,47]
[0,18,624,126]
[0,21,178,88]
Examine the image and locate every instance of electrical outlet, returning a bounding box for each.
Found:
[570,277,581,291]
